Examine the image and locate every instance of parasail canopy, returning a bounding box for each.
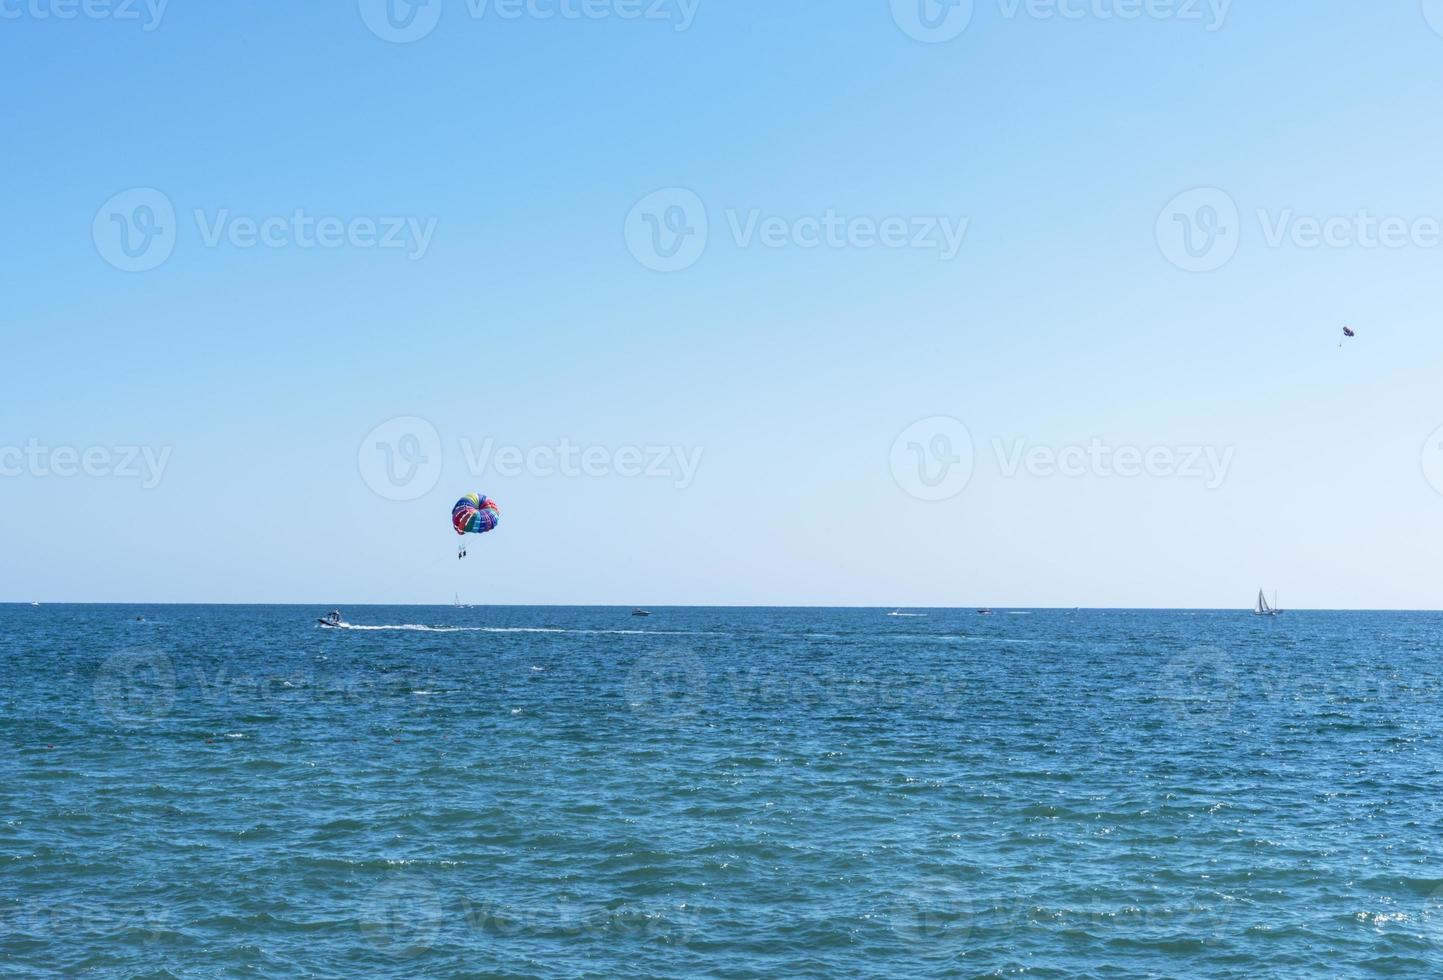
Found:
[452,493,500,537]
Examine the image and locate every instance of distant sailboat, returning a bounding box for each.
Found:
[1253,589,1282,617]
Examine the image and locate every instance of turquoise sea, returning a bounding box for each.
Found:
[4,605,1443,977]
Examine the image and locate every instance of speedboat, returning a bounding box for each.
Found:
[317,610,349,629]
[977,608,993,615]
[631,609,651,617]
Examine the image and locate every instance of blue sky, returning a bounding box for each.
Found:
[5,1,1443,607]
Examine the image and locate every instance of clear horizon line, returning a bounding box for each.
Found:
[6,601,1443,613]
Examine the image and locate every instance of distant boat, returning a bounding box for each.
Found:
[30,601,40,607]
[317,609,349,629]
[631,609,651,617]
[977,608,993,615]
[887,610,925,617]
[1253,589,1282,617]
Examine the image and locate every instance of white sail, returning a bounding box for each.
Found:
[1254,588,1281,616]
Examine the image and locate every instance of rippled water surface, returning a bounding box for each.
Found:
[4,605,1443,977]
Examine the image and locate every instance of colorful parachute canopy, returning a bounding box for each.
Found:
[452,493,500,536]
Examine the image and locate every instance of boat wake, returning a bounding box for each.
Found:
[319,623,726,637]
